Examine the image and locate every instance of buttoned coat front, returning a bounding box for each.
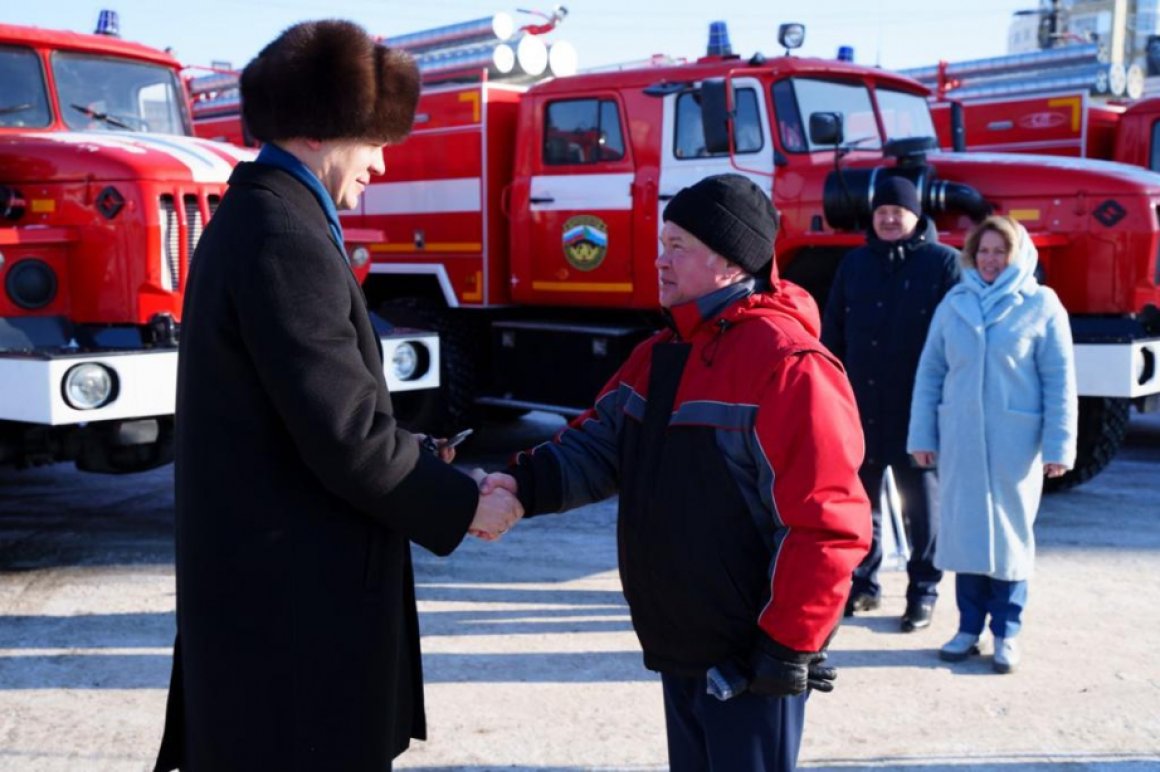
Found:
[821,217,961,466]
[154,162,479,772]
[907,234,1077,581]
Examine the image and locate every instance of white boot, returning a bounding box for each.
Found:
[993,637,1020,673]
[939,632,982,662]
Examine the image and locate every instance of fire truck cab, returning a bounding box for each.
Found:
[0,18,439,473]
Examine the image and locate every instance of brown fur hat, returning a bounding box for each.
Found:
[240,19,419,144]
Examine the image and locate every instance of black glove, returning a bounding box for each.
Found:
[748,637,836,697]
[806,651,837,693]
[748,636,809,697]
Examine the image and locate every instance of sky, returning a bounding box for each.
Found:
[6,0,1036,74]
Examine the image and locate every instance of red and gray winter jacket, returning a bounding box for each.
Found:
[509,280,871,674]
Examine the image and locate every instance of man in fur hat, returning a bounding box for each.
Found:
[153,20,522,771]
[479,174,871,771]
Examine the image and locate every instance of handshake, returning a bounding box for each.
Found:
[466,469,522,542]
[416,432,522,542]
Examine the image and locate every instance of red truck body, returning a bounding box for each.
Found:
[930,90,1160,174]
[0,21,438,473]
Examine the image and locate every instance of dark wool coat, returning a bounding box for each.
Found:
[821,216,960,466]
[154,162,479,772]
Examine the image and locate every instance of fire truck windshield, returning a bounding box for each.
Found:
[52,52,188,135]
[875,88,937,143]
[0,45,52,128]
[777,78,882,151]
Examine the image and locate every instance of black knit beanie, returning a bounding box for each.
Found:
[871,176,922,217]
[662,174,780,275]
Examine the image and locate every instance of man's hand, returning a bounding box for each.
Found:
[748,637,835,697]
[471,469,519,496]
[1044,463,1068,478]
[806,652,836,693]
[911,450,937,468]
[748,647,807,697]
[416,434,456,463]
[467,470,522,541]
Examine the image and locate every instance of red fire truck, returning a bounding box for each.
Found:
[193,22,1160,489]
[0,17,439,473]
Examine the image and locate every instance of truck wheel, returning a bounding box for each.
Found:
[1045,396,1130,492]
[377,299,480,436]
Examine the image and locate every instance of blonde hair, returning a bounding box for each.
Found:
[961,214,1021,270]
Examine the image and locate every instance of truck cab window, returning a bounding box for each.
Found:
[52,52,188,134]
[544,98,625,165]
[876,88,937,142]
[0,45,52,128]
[771,80,806,152]
[672,86,760,157]
[783,78,881,151]
[674,87,763,158]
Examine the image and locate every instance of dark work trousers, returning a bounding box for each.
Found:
[661,672,807,772]
[850,462,942,604]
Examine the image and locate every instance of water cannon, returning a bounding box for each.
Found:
[95,9,120,37]
[779,23,805,55]
[837,45,854,62]
[706,21,733,57]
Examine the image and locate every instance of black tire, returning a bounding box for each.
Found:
[1045,396,1130,492]
[377,299,481,436]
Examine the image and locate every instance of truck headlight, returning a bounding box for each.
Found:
[63,363,116,409]
[391,343,420,381]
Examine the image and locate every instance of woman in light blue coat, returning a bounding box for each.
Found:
[908,215,1077,674]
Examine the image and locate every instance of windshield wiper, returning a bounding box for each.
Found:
[70,103,134,131]
[0,103,34,116]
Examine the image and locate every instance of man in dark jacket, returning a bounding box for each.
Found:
[153,21,522,772]
[821,176,961,632]
[481,175,871,771]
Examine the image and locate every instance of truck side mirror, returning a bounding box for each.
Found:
[701,78,732,155]
[808,112,843,146]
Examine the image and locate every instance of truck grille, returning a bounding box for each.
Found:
[157,192,221,292]
[184,195,204,269]
[159,195,180,291]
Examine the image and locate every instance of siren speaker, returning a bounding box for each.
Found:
[516,35,548,76]
[548,41,578,77]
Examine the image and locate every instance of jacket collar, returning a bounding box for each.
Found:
[226,161,351,268]
[666,280,755,340]
[255,143,345,249]
[867,215,938,266]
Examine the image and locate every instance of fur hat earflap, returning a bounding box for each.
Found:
[241,19,419,144]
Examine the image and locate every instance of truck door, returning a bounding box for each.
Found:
[510,92,635,306]
[657,77,775,234]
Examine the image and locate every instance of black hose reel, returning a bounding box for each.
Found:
[822,139,991,232]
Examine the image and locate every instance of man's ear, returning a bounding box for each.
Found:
[721,258,746,283]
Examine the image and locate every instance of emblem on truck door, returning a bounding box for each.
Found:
[562,215,609,271]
